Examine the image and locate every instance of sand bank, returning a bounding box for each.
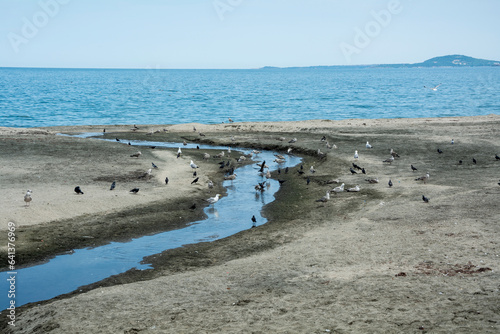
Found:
[1,115,499,333]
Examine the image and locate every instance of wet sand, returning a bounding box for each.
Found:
[1,115,499,333]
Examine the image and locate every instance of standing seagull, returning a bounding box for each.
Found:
[415,172,430,184]
[316,191,330,202]
[177,147,182,158]
[310,166,316,173]
[383,156,395,164]
[24,190,32,207]
[190,160,199,169]
[110,181,116,190]
[206,194,221,205]
[366,141,372,149]
[332,183,345,194]
[74,186,84,195]
[390,149,400,158]
[354,150,359,159]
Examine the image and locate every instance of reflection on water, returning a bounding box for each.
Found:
[206,207,219,218]
[0,135,302,310]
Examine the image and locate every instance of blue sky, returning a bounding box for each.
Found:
[1,0,499,69]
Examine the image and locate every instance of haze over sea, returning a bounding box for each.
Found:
[1,66,499,128]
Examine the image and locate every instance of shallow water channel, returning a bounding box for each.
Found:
[1,135,301,310]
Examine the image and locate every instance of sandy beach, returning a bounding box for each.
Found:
[1,115,500,333]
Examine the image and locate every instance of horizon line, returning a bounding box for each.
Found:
[1,54,499,71]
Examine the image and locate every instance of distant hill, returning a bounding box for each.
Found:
[260,55,500,69]
[378,55,500,68]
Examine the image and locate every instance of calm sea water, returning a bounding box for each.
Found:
[0,66,499,128]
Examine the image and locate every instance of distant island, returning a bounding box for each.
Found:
[261,55,500,70]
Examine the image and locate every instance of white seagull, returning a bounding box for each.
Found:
[354,150,359,159]
[347,185,360,192]
[425,83,442,91]
[206,194,221,205]
[366,141,372,149]
[190,160,199,169]
[315,191,330,202]
[332,183,345,194]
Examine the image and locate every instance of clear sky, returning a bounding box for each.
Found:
[1,0,499,69]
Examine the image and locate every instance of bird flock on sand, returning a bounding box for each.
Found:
[22,125,500,227]
[307,134,499,205]
[23,124,264,225]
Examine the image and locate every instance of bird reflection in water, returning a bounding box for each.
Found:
[207,207,219,218]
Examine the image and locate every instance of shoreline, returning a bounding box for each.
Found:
[1,115,499,333]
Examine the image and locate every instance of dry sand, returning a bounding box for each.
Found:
[1,115,500,333]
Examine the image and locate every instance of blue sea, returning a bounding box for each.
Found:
[0,66,499,128]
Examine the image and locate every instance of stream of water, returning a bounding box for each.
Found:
[0,136,301,310]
